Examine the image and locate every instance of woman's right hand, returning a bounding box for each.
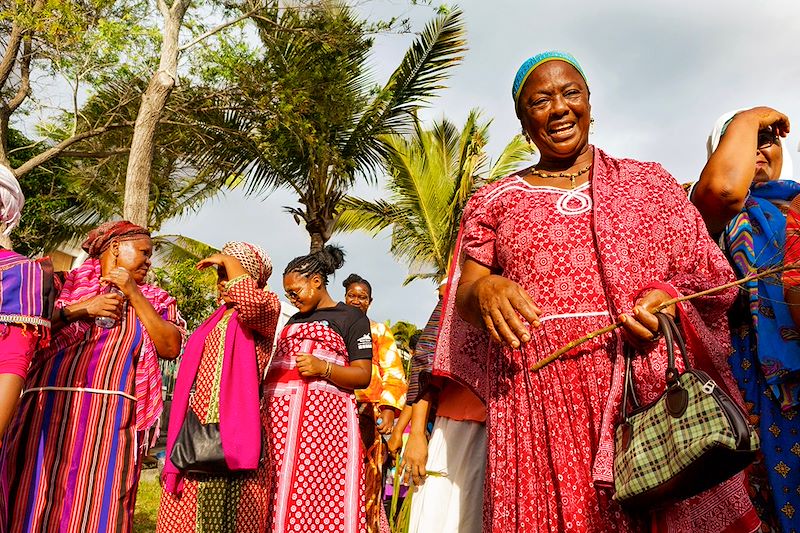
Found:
[76,292,124,321]
[400,432,429,486]
[737,106,790,136]
[468,274,542,348]
[387,430,404,455]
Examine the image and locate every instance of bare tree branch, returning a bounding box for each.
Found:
[14,123,132,177]
[6,36,32,113]
[157,0,171,18]
[179,3,266,52]
[59,149,130,158]
[0,25,23,92]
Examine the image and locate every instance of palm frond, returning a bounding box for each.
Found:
[402,271,442,286]
[487,134,536,182]
[152,234,219,266]
[341,9,467,180]
[334,196,400,234]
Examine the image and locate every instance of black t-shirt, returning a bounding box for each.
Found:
[287,302,373,362]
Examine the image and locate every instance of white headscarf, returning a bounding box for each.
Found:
[707,108,795,182]
[0,165,24,235]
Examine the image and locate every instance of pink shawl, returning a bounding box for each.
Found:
[55,258,182,440]
[163,305,261,494]
[434,147,741,483]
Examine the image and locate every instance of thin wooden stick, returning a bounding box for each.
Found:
[530,263,794,371]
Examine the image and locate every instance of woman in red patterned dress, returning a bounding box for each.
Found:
[434,51,762,532]
[158,241,281,532]
[265,245,372,533]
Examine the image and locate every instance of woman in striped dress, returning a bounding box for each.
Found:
[0,221,185,533]
[0,166,55,441]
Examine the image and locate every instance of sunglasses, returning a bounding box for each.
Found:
[284,286,306,302]
[757,130,779,150]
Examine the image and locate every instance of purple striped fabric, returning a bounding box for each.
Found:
[0,258,184,532]
[0,249,54,327]
[407,296,443,404]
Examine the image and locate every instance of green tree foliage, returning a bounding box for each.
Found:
[390,320,421,354]
[185,2,467,252]
[336,110,534,285]
[151,258,218,330]
[0,0,153,172]
[49,73,234,239]
[7,129,77,255]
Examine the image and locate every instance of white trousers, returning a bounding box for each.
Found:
[407,417,487,533]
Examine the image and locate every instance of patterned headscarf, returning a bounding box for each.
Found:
[0,165,24,236]
[221,241,272,288]
[512,50,588,111]
[81,220,151,257]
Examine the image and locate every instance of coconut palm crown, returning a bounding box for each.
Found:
[335,110,534,285]
[187,3,467,252]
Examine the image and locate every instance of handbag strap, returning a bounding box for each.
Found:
[620,312,692,422]
[621,346,641,416]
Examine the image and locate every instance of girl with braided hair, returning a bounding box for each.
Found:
[265,245,372,533]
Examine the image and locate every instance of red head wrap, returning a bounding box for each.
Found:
[81,220,151,258]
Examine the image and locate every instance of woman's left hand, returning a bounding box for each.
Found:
[296,353,326,378]
[100,267,140,299]
[619,289,676,348]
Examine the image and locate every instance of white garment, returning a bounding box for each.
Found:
[407,417,487,533]
[0,165,24,235]
[707,108,794,181]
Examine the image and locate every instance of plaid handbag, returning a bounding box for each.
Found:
[613,313,759,508]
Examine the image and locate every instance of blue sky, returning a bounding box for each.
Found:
[159,0,800,327]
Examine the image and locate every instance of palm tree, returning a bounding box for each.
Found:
[185,3,467,252]
[334,110,534,285]
[390,320,422,354]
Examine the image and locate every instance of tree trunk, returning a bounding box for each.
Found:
[309,232,325,254]
[123,71,175,226]
[306,212,334,254]
[122,0,190,227]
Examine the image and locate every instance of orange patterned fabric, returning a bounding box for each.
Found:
[354,321,407,410]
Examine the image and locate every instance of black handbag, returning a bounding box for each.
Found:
[613,313,759,509]
[169,388,228,474]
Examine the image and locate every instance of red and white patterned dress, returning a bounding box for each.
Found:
[434,147,761,533]
[264,320,367,533]
[466,180,636,531]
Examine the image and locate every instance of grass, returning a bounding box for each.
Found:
[133,477,161,533]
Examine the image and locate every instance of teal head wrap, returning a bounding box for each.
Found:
[512,51,588,111]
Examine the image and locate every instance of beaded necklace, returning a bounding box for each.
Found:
[529,164,592,189]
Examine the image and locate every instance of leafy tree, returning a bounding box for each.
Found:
[7,129,77,255]
[151,258,218,330]
[0,0,267,230]
[0,0,153,176]
[186,3,467,252]
[335,110,534,284]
